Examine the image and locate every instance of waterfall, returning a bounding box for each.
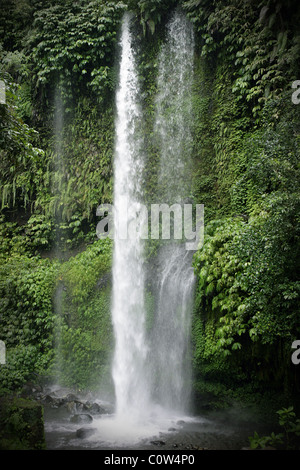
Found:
[52,88,65,386]
[45,10,198,449]
[111,13,150,422]
[149,10,196,413]
[155,10,195,202]
[104,9,195,444]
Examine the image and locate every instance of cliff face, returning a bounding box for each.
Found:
[0,0,300,405]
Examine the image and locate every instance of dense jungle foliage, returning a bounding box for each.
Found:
[0,0,300,418]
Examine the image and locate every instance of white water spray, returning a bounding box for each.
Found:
[155,10,195,201]
[98,10,196,445]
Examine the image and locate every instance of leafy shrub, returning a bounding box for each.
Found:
[52,239,113,390]
[249,406,300,450]
[29,0,126,106]
[0,255,60,394]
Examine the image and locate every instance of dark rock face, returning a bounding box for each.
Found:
[150,440,166,446]
[27,384,111,416]
[70,413,93,424]
[76,427,96,439]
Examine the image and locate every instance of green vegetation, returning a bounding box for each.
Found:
[186,0,300,407]
[249,406,300,449]
[0,238,112,394]
[0,255,60,392]
[0,396,45,450]
[52,238,113,391]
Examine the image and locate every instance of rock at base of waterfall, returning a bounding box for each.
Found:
[76,427,96,439]
[70,413,93,424]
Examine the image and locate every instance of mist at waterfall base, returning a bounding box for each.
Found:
[86,10,196,446]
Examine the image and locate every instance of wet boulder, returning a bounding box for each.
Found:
[70,413,93,424]
[76,427,96,439]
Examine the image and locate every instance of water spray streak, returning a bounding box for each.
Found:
[150,10,196,413]
[155,10,195,201]
[111,13,149,422]
[110,10,195,440]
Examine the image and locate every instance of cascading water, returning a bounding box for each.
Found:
[155,10,195,201]
[44,10,266,451]
[111,12,150,423]
[150,245,195,413]
[52,88,65,385]
[111,8,195,426]
[51,10,197,447]
[149,10,196,414]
